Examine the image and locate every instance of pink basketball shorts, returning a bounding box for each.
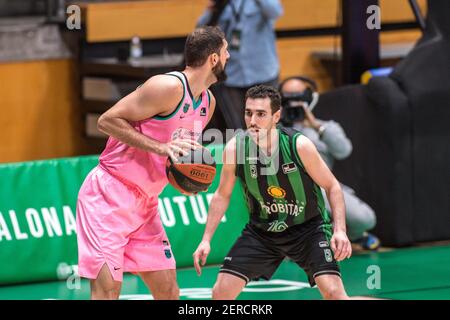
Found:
[76,166,175,282]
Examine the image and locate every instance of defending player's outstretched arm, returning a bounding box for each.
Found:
[296,135,352,262]
[97,74,200,160]
[193,137,237,275]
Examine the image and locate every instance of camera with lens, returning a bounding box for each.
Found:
[279,76,319,127]
[280,90,313,127]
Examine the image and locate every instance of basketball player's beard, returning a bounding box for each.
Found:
[212,61,227,83]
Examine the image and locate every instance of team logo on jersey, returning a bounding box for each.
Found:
[183,103,190,113]
[200,107,207,116]
[250,165,257,178]
[282,162,297,174]
[164,249,172,259]
[267,186,286,199]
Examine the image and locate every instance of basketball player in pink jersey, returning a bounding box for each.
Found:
[76,26,229,300]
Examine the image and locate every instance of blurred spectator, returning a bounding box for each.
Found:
[198,0,283,130]
[280,76,381,250]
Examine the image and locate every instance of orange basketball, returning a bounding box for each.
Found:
[166,146,216,195]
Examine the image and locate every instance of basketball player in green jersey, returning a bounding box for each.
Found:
[193,85,352,300]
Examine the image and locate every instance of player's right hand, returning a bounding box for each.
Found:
[162,139,201,162]
[193,240,211,276]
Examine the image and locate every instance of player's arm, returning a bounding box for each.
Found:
[296,135,352,261]
[193,137,237,275]
[97,75,199,160]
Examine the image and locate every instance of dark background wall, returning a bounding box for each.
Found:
[313,0,450,246]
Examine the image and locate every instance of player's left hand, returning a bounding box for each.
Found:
[330,230,352,261]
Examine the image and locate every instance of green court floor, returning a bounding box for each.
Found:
[1,244,449,300]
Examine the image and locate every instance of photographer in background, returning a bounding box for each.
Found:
[198,0,283,130]
[280,76,380,251]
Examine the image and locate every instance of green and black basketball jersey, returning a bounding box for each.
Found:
[235,126,331,232]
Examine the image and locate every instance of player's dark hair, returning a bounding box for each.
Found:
[245,85,282,114]
[185,26,225,67]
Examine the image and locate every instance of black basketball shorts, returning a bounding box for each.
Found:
[219,215,341,287]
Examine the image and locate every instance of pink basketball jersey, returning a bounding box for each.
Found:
[99,71,211,198]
